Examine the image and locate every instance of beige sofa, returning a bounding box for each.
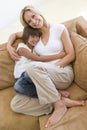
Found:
[0,16,87,130]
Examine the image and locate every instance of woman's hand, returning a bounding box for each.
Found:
[58,51,66,58]
[7,32,23,61]
[7,45,20,61]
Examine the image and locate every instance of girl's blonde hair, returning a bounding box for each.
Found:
[20,5,47,27]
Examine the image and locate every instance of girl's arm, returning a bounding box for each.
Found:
[17,47,66,62]
[55,28,75,67]
[7,32,23,61]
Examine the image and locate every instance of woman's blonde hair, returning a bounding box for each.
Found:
[20,5,47,27]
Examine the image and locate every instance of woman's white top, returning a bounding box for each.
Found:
[14,43,32,79]
[34,24,66,64]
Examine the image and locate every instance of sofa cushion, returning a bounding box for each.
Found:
[76,17,87,38]
[66,23,77,37]
[71,32,87,91]
[63,16,82,29]
[0,39,23,90]
[0,87,40,130]
[67,82,87,100]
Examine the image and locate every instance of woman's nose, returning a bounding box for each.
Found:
[32,19,36,24]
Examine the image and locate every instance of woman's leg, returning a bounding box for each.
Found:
[26,62,74,104]
[59,90,70,97]
[45,97,85,128]
[10,94,53,116]
[45,100,67,128]
[26,62,74,127]
[61,97,85,107]
[14,72,38,97]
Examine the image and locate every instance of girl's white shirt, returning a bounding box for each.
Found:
[14,43,32,79]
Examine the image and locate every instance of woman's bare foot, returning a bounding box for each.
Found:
[45,101,67,128]
[62,97,85,108]
[59,90,70,98]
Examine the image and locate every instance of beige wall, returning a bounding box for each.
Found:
[0,0,87,43]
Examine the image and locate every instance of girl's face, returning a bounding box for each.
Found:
[27,35,40,47]
[24,11,43,29]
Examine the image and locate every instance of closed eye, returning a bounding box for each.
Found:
[28,15,35,24]
[32,14,35,18]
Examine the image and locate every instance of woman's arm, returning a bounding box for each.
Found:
[18,47,66,61]
[55,28,75,67]
[7,32,23,61]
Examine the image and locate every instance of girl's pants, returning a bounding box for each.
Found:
[14,72,37,97]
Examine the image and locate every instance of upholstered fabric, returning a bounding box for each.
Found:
[0,87,39,130]
[76,17,87,38]
[67,82,87,100]
[39,101,87,130]
[71,32,87,91]
[0,43,15,89]
[0,39,23,90]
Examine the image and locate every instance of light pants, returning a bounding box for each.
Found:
[11,94,53,116]
[11,62,74,116]
[26,62,74,105]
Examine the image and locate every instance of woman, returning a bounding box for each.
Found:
[14,25,66,97]
[7,6,84,128]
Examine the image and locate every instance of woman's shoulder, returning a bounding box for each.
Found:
[51,23,66,29]
[50,23,66,34]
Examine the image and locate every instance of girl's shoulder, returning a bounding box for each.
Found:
[17,42,30,50]
[18,42,26,47]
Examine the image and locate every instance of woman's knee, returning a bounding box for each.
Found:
[10,98,18,112]
[26,62,39,75]
[10,94,23,113]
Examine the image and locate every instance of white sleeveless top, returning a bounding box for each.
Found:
[34,23,66,64]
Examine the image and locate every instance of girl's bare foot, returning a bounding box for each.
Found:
[59,90,70,98]
[45,101,67,128]
[62,97,85,108]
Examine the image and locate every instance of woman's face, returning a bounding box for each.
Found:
[24,11,44,29]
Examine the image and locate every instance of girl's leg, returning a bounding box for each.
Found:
[14,72,38,97]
